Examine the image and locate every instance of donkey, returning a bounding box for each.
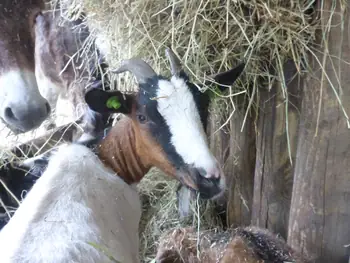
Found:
[34,9,108,131]
[0,0,51,134]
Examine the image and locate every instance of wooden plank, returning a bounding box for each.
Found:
[207,97,256,228]
[288,1,350,262]
[225,107,256,228]
[251,60,301,239]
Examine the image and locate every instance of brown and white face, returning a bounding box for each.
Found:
[0,0,51,133]
[85,49,244,200]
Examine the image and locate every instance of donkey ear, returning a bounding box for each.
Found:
[206,63,245,92]
[85,88,134,115]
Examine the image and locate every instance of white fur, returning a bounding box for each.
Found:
[55,94,81,126]
[34,65,61,109]
[0,70,49,126]
[0,144,142,263]
[157,76,224,188]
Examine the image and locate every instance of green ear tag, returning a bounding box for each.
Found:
[106,96,121,110]
[208,85,222,99]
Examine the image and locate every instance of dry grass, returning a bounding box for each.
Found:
[137,168,223,262]
[50,0,318,93]
[1,0,327,262]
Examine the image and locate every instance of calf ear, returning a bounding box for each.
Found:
[206,63,245,92]
[85,88,134,115]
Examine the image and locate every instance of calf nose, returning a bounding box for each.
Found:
[198,167,222,179]
[191,167,226,200]
[4,102,51,132]
[197,166,222,179]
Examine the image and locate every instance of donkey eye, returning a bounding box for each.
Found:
[137,114,147,123]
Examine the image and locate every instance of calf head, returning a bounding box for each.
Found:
[85,48,244,200]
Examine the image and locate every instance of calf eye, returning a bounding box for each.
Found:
[137,114,147,124]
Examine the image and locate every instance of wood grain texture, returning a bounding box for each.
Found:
[207,97,256,228]
[252,60,301,239]
[288,1,350,262]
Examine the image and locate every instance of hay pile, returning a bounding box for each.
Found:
[48,0,319,261]
[52,0,317,93]
[137,168,223,261]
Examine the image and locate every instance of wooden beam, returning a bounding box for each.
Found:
[251,60,301,239]
[288,1,350,262]
[207,96,256,228]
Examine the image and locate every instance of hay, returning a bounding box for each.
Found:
[137,168,223,262]
[47,0,320,262]
[51,0,317,94]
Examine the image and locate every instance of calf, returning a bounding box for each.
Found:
[0,49,244,262]
[156,226,310,263]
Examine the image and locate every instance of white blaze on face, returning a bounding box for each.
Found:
[156,76,218,176]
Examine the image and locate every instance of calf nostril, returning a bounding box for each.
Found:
[197,167,207,177]
[45,102,51,115]
[214,171,221,179]
[4,107,17,121]
[207,167,222,179]
[209,177,220,183]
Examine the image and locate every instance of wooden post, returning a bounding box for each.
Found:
[251,60,301,239]
[288,1,350,262]
[208,97,256,228]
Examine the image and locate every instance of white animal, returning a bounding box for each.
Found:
[0,144,141,263]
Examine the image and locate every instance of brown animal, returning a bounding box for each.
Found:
[0,0,51,133]
[0,1,104,137]
[156,226,310,263]
[84,49,244,198]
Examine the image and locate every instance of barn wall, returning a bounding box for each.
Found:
[288,1,350,262]
[251,60,302,240]
[207,96,256,228]
[224,107,256,228]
